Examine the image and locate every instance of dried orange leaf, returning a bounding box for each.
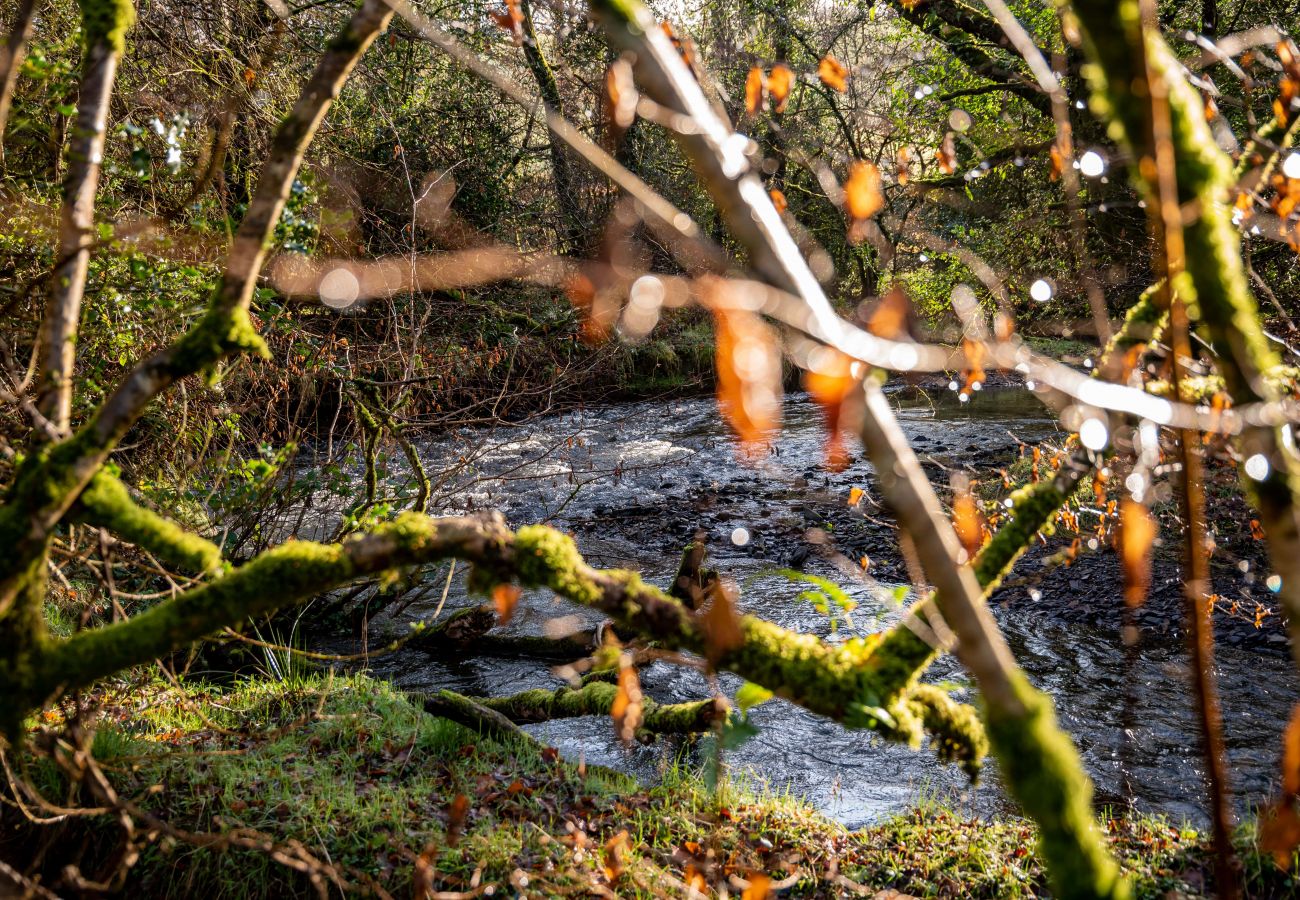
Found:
[490,0,523,42]
[493,583,521,624]
[712,302,782,455]
[959,336,986,394]
[1119,499,1155,608]
[611,665,643,742]
[605,60,638,130]
[742,872,772,900]
[866,286,913,340]
[952,479,985,559]
[896,146,911,185]
[744,66,765,116]
[1260,804,1300,868]
[767,63,794,113]
[603,829,631,880]
[804,347,857,471]
[818,54,849,92]
[1283,703,1300,796]
[769,188,788,213]
[848,486,865,506]
[844,160,884,221]
[938,131,957,175]
[700,580,744,663]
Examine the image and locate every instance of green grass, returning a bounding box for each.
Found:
[4,675,1298,897]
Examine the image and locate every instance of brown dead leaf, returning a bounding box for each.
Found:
[492,583,521,624]
[447,794,469,847]
[603,829,630,881]
[769,188,788,213]
[744,66,765,116]
[818,54,849,92]
[844,160,884,222]
[768,63,794,113]
[700,580,744,664]
[1119,499,1156,608]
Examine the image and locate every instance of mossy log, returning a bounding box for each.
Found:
[415,689,543,749]
[475,682,726,735]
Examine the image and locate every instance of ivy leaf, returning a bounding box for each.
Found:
[720,711,760,749]
[735,681,773,712]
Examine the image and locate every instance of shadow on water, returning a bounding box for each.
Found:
[309,384,1299,829]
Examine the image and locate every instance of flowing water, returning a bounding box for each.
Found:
[307,384,1300,829]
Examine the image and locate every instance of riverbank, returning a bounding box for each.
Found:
[4,675,1295,898]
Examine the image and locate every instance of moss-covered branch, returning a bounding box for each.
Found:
[1068,0,1300,668]
[2,511,983,776]
[474,681,725,735]
[71,471,223,576]
[0,0,394,618]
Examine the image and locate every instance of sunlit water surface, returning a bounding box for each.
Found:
[302,385,1298,828]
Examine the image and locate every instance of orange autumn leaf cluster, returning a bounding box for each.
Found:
[744,63,796,116]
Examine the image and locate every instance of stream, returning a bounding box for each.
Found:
[306,384,1300,829]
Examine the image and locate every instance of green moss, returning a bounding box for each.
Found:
[475,682,720,734]
[74,471,223,575]
[1102,287,1167,361]
[906,683,987,780]
[32,539,352,712]
[170,306,270,385]
[80,0,135,54]
[513,525,601,605]
[984,672,1131,899]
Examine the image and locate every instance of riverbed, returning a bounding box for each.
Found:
[308,383,1300,829]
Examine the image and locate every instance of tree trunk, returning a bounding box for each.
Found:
[36,0,132,434]
[0,0,39,164]
[519,0,586,254]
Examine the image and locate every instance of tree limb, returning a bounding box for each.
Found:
[0,0,40,162]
